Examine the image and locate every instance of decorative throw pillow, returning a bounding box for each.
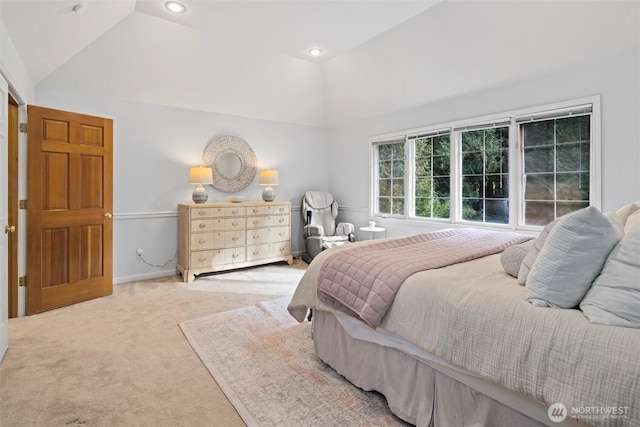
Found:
[501,240,534,278]
[624,209,640,234]
[517,220,557,285]
[580,230,640,328]
[526,206,620,308]
[616,201,640,225]
[604,211,625,241]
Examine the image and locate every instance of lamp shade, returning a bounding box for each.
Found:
[258,169,279,186]
[189,166,213,185]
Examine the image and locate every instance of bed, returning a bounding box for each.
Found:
[288,210,640,427]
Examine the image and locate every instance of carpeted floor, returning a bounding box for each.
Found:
[0,261,306,427]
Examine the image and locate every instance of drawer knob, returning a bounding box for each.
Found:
[279,218,284,223]
[253,208,259,213]
[253,251,259,256]
[198,223,206,229]
[279,207,284,212]
[232,221,238,227]
[199,257,206,262]
[199,239,206,244]
[232,254,239,259]
[253,220,259,225]
[279,247,284,252]
[253,235,259,240]
[198,211,206,216]
[232,209,238,214]
[232,236,238,241]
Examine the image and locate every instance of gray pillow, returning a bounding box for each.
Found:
[517,220,557,285]
[526,206,620,308]
[580,230,640,328]
[501,240,534,278]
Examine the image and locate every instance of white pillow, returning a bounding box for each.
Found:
[616,201,640,225]
[526,206,620,308]
[604,211,625,240]
[500,240,534,278]
[624,209,640,234]
[580,230,640,328]
[517,220,557,285]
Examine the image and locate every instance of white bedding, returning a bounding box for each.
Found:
[288,241,640,426]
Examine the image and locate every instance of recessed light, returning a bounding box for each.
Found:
[308,48,323,57]
[165,1,186,13]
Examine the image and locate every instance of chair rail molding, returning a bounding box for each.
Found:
[114,211,178,221]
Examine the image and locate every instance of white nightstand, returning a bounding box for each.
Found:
[359,226,387,240]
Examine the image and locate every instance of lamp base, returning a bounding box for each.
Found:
[261,186,276,202]
[192,185,208,203]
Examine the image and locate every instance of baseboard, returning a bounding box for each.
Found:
[113,269,177,284]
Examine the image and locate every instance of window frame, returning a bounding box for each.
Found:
[369,96,601,230]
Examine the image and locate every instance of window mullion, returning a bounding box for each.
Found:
[450,131,461,223]
[406,136,413,219]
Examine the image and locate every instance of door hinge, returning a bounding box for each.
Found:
[19,276,27,287]
[19,199,27,210]
[19,123,27,133]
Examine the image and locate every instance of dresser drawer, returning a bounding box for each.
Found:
[247,242,290,261]
[192,207,218,218]
[190,231,246,251]
[191,219,217,232]
[219,217,246,230]
[247,216,268,229]
[247,228,269,245]
[267,215,290,227]
[190,248,246,267]
[270,226,290,242]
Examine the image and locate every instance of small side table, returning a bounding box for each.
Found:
[359,226,387,240]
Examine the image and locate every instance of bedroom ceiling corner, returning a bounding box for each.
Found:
[0,0,444,127]
[0,0,136,85]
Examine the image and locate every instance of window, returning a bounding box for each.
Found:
[370,97,599,229]
[374,138,405,216]
[458,124,510,224]
[518,106,592,225]
[412,131,450,219]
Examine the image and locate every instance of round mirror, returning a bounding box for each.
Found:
[218,152,242,178]
[202,136,257,193]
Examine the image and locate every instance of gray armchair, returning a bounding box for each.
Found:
[301,191,355,263]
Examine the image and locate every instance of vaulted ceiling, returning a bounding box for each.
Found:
[1,1,638,127]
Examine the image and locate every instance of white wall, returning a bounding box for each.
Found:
[327,49,640,238]
[36,89,329,283]
[322,0,639,127]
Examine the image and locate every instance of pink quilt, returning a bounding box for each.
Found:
[317,228,533,328]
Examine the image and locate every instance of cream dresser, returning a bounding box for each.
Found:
[177,201,293,283]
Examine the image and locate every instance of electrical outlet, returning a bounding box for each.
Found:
[136,249,143,259]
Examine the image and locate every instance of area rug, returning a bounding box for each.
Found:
[179,297,410,427]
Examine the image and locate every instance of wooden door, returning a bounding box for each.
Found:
[0,75,9,358]
[27,106,113,315]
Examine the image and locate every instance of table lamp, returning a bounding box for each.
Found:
[189,166,213,203]
[259,169,279,202]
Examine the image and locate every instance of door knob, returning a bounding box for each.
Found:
[4,225,15,233]
[104,213,113,219]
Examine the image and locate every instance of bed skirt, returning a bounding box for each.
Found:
[312,310,583,427]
